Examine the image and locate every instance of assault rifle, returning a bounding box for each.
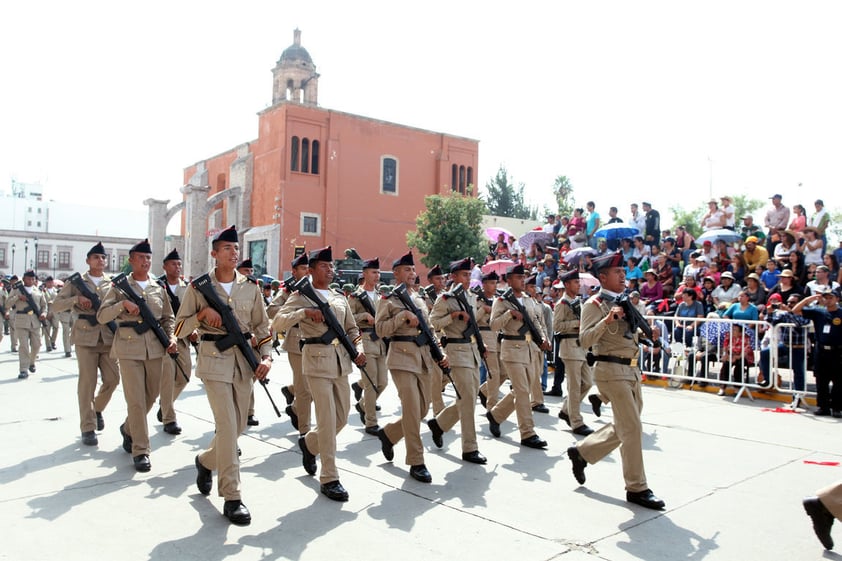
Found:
[614,293,654,345]
[393,283,459,399]
[500,287,547,348]
[157,277,198,354]
[110,273,189,383]
[191,273,281,417]
[67,272,117,333]
[442,284,490,375]
[424,284,438,304]
[291,277,379,394]
[13,281,49,329]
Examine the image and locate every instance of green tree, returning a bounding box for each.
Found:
[406,193,489,269]
[482,165,532,219]
[552,175,576,217]
[731,195,764,225]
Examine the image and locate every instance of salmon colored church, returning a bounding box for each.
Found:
[182,29,479,278]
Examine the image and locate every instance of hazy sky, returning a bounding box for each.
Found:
[3,1,841,229]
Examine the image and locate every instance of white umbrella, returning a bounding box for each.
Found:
[696,228,743,245]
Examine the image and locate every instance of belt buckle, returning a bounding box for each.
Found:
[470,335,476,344]
[525,333,532,342]
[331,338,339,347]
[27,311,33,315]
[630,358,638,367]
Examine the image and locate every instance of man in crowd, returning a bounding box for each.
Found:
[642,202,660,247]
[764,193,790,255]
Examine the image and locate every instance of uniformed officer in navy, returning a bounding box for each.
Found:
[793,287,842,416]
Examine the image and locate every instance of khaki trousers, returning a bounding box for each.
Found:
[45,315,59,348]
[16,326,40,372]
[289,351,313,434]
[479,351,506,410]
[561,359,594,429]
[58,317,73,353]
[76,343,120,432]
[360,354,388,427]
[120,357,163,456]
[159,345,191,424]
[383,368,431,466]
[435,364,480,453]
[818,482,842,521]
[431,366,445,415]
[576,376,647,492]
[303,375,350,484]
[199,370,252,501]
[489,359,537,440]
[530,350,545,407]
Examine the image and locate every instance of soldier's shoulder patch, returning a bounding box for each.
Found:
[591,296,602,305]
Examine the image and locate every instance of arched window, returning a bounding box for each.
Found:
[290,136,300,171]
[459,165,466,194]
[301,138,310,173]
[467,167,474,192]
[311,140,320,174]
[451,164,458,192]
[286,79,294,101]
[381,156,398,194]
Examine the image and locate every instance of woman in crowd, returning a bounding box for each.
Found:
[783,250,808,287]
[654,253,675,296]
[744,273,767,307]
[727,253,747,285]
[773,231,798,267]
[723,289,760,322]
[788,204,807,236]
[675,225,697,266]
[823,253,841,284]
[633,235,651,267]
[769,269,804,302]
[718,323,755,396]
[802,227,824,267]
[701,199,725,231]
[639,269,663,307]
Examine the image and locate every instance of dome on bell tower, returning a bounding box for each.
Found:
[272,29,319,106]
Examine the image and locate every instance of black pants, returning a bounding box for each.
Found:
[720,357,751,385]
[815,348,842,411]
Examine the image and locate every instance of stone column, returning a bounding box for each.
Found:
[180,184,211,278]
[143,198,170,269]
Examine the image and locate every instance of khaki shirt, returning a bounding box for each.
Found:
[160,277,192,355]
[474,292,499,353]
[375,289,439,373]
[175,270,271,383]
[429,290,481,369]
[490,293,547,365]
[53,272,116,347]
[8,285,48,330]
[98,275,175,361]
[269,289,303,355]
[554,293,586,361]
[580,293,640,382]
[274,288,362,379]
[348,289,387,357]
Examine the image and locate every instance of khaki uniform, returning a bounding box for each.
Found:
[477,294,506,409]
[43,287,60,350]
[9,285,48,373]
[53,274,121,433]
[348,289,388,427]
[424,289,447,415]
[275,288,362,483]
[0,290,6,345]
[375,289,438,467]
[575,293,648,493]
[554,294,593,429]
[429,291,482,453]
[488,294,547,439]
[270,288,312,433]
[175,270,271,501]
[97,276,174,457]
[158,279,192,425]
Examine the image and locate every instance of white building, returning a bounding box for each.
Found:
[0,181,171,280]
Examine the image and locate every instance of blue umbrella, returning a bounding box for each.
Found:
[593,223,640,241]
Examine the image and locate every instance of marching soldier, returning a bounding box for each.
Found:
[176,225,273,525]
[275,246,365,501]
[267,251,313,435]
[6,275,19,352]
[42,276,60,352]
[52,242,121,446]
[477,271,506,409]
[236,259,260,427]
[347,257,389,435]
[554,270,597,436]
[97,239,176,472]
[374,251,450,483]
[424,264,448,415]
[427,257,487,464]
[524,275,550,414]
[155,249,194,436]
[567,250,665,510]
[485,264,551,448]
[9,270,48,379]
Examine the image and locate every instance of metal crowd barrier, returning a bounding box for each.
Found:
[637,314,815,406]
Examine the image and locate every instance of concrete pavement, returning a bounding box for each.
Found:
[1,334,840,561]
